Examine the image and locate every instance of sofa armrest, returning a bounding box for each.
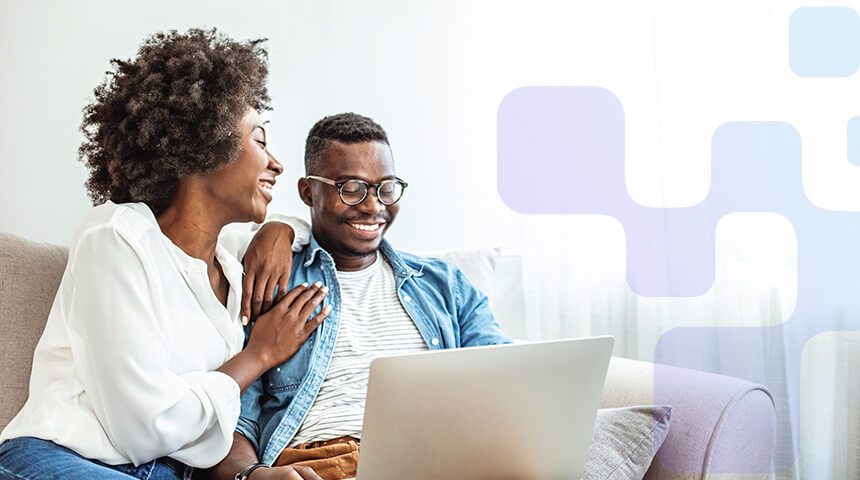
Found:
[602,356,776,480]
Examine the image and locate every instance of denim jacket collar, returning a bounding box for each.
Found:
[302,235,329,268]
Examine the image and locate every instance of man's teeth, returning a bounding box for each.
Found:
[350,223,382,232]
[259,182,273,191]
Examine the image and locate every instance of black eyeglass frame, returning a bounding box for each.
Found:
[306,175,408,206]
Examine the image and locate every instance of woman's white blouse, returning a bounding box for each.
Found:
[0,202,248,468]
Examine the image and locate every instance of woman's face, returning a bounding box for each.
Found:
[206,108,283,224]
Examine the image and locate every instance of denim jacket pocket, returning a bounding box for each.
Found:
[264,335,315,393]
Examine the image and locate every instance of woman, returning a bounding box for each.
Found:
[0,29,325,480]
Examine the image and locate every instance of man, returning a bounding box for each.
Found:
[212,113,511,480]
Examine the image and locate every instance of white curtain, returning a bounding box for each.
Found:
[520,213,796,354]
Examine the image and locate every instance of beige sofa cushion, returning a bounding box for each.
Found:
[0,232,68,430]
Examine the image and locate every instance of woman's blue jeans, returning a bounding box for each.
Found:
[0,437,194,480]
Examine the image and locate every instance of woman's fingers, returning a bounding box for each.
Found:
[252,272,275,319]
[275,273,291,304]
[260,281,327,331]
[261,275,278,315]
[241,272,255,324]
[286,281,323,310]
[273,282,311,312]
[297,286,328,322]
[303,305,331,336]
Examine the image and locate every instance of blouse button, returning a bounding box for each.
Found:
[431,338,439,346]
[403,295,412,303]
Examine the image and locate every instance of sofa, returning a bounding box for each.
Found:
[0,231,776,479]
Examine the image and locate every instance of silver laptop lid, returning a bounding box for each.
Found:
[357,336,614,480]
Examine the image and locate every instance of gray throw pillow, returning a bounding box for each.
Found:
[583,405,672,480]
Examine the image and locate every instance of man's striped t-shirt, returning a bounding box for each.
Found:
[287,252,428,447]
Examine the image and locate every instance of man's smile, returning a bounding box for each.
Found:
[349,222,384,232]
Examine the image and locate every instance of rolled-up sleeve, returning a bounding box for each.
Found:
[219,215,311,262]
[452,266,514,347]
[66,225,241,467]
[265,214,310,251]
[236,375,265,454]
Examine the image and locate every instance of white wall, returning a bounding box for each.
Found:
[1,0,530,250]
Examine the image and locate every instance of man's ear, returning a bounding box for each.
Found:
[298,177,313,207]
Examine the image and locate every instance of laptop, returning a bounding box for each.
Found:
[356,336,614,480]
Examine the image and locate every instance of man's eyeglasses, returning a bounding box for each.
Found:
[306,176,408,206]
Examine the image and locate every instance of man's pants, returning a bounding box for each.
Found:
[275,436,360,480]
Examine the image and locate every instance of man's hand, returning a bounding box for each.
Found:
[242,221,296,323]
[208,433,325,480]
[249,465,324,480]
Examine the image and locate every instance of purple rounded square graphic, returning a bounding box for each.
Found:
[497,86,628,215]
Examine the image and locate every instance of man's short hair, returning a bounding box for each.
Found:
[304,113,390,175]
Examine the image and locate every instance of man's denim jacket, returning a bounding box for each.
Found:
[236,235,512,464]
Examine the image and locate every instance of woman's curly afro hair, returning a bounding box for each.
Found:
[79,28,271,215]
